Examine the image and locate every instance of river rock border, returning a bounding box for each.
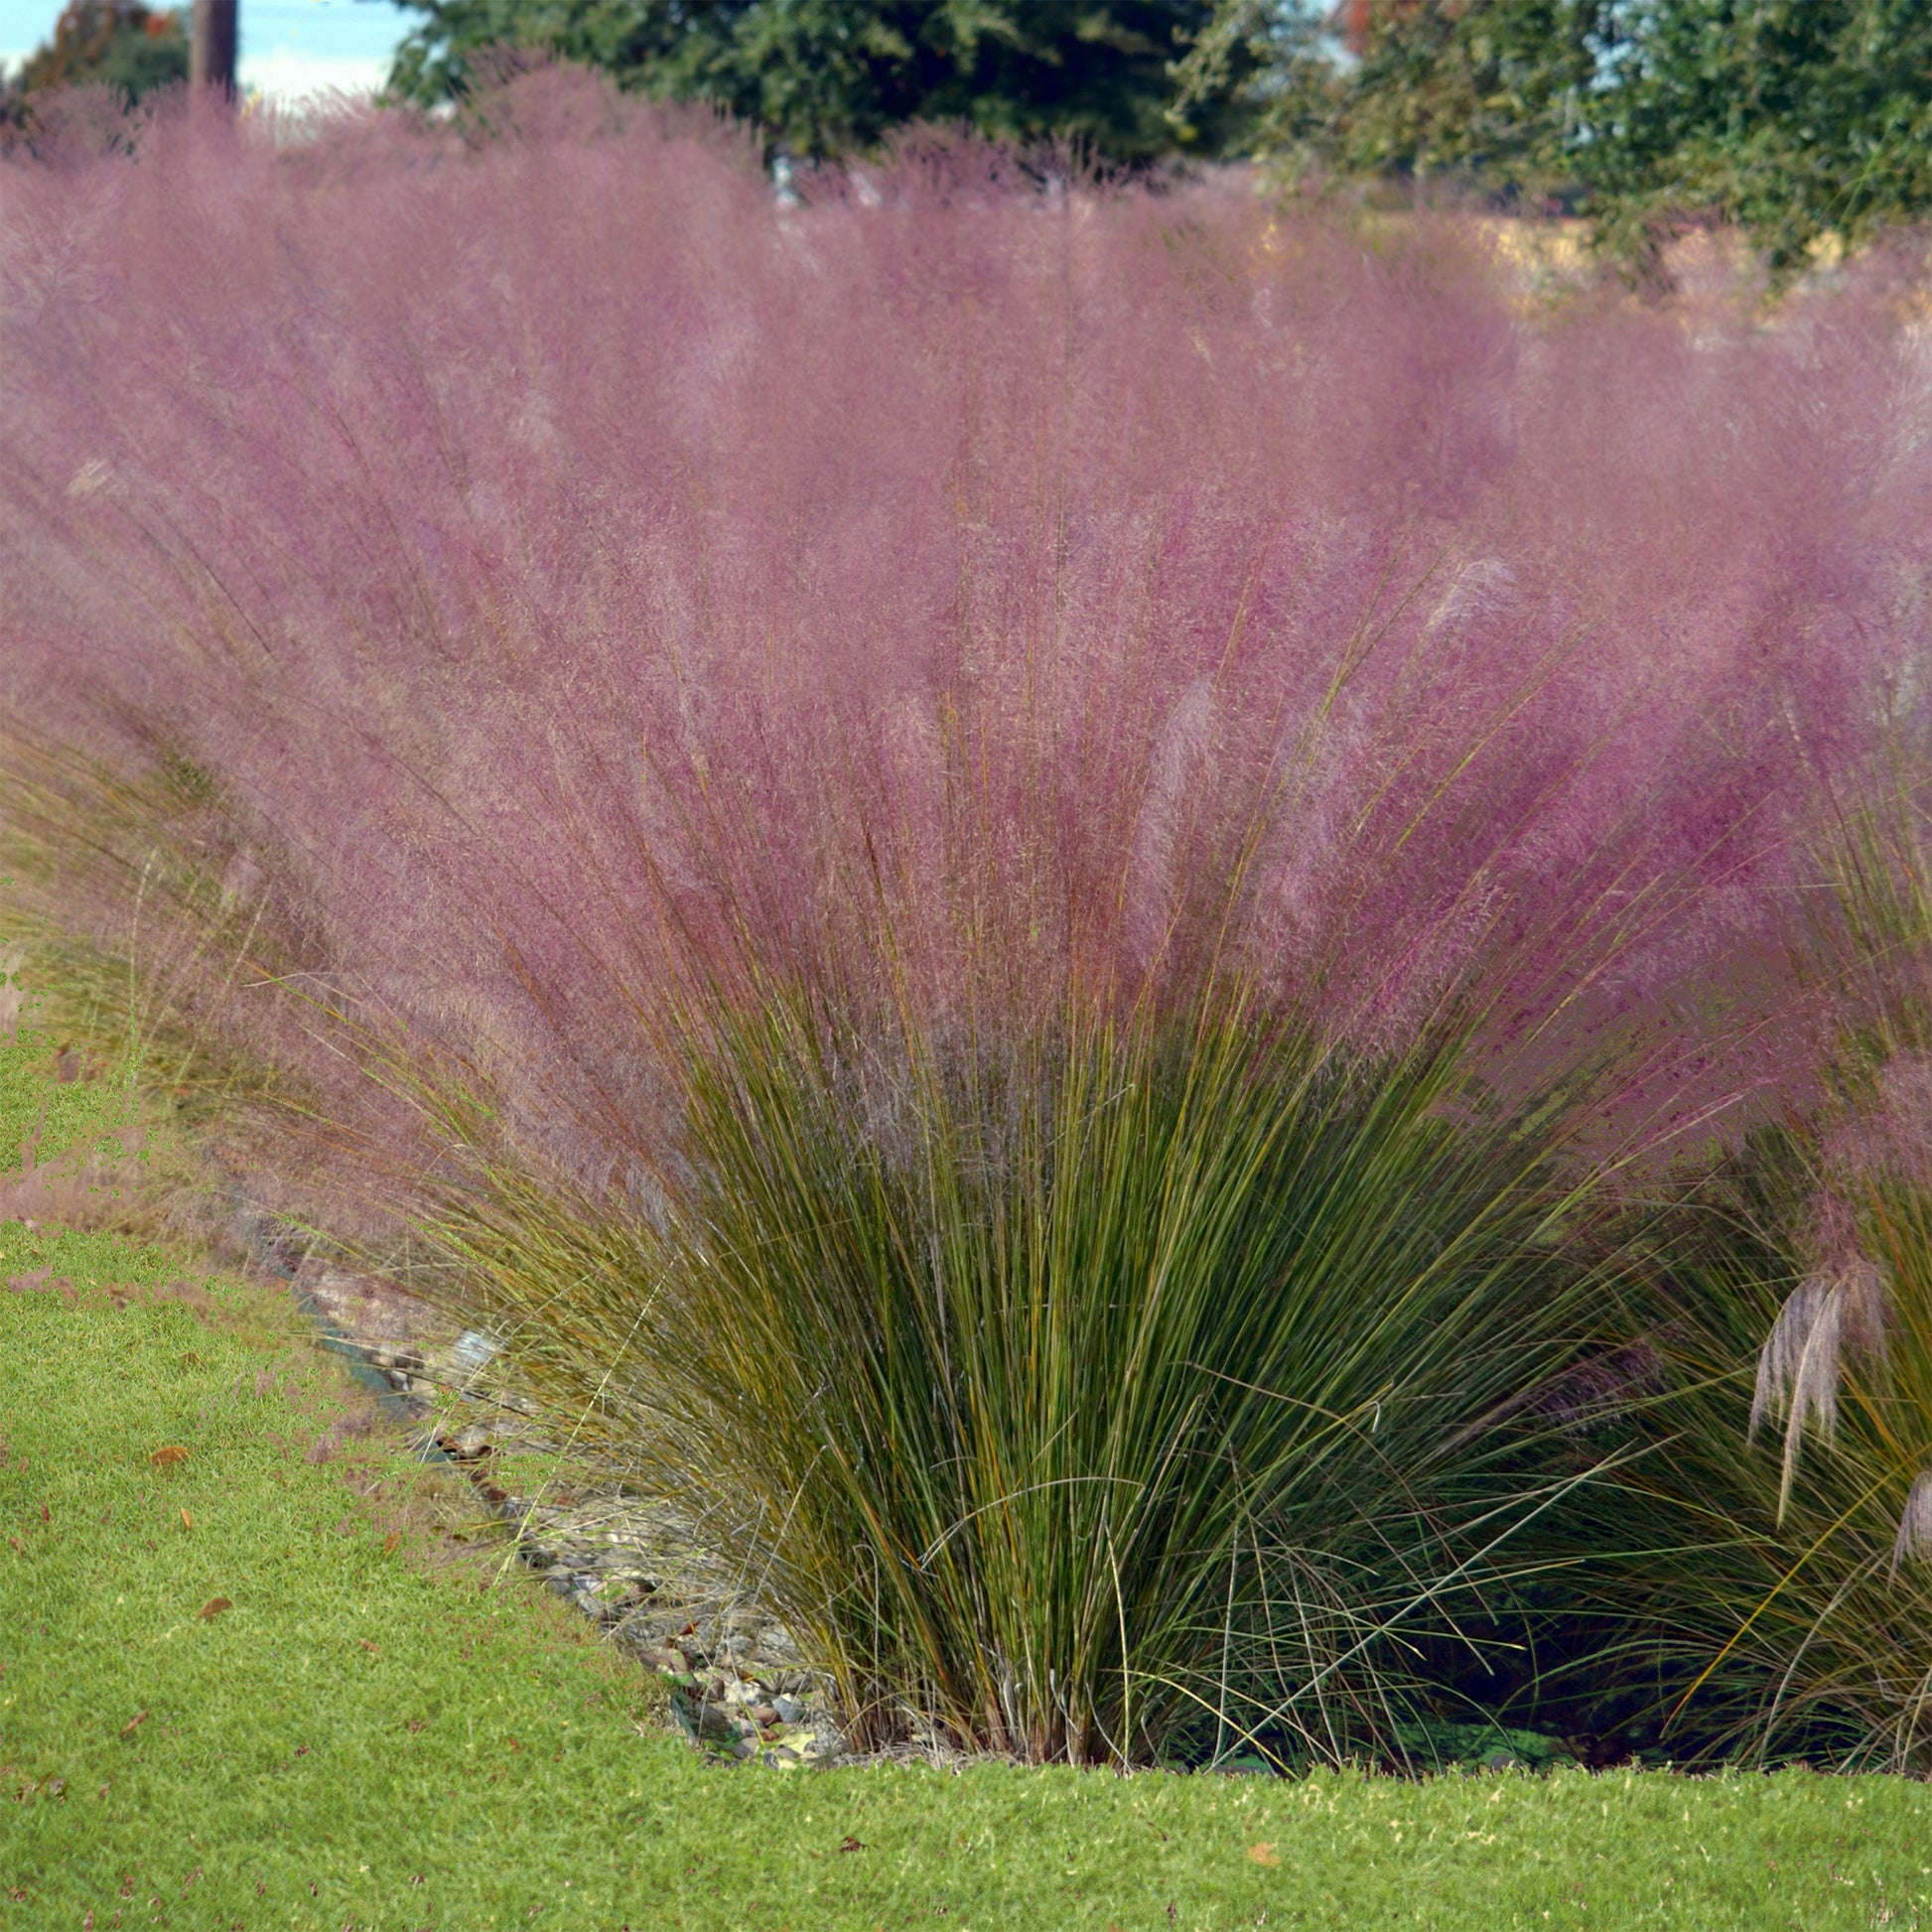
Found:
[296,1262,849,1768]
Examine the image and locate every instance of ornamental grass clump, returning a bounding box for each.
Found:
[1607,788,1932,1771]
[432,990,1612,1765]
[3,69,1929,1762]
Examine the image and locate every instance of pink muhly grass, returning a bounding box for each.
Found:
[4,69,1924,1228]
[7,69,1932,1767]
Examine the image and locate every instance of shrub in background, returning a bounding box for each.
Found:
[384,1,1245,164]
[2,0,188,142]
[3,69,1929,1760]
[1180,1,1932,285]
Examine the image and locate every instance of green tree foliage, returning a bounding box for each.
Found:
[383,0,1244,162]
[1178,2,1932,276]
[1,0,189,144]
[10,0,190,102]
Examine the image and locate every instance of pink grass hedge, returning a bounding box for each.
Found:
[3,69,1928,1222]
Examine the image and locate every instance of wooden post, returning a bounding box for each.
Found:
[191,0,237,95]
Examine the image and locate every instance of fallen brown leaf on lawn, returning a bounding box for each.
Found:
[119,1711,148,1738]
[1246,1843,1279,1867]
[358,1639,380,1655]
[180,1508,193,1531]
[838,1837,866,1855]
[150,1448,189,1467]
[199,1597,231,1621]
[383,1531,401,1554]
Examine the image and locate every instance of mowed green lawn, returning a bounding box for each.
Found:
[2,1022,1929,1930]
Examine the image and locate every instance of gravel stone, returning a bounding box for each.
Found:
[286,1255,849,1764]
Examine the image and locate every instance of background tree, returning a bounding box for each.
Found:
[383,0,1251,163]
[1177,1,1932,278]
[190,0,235,94]
[4,0,189,106]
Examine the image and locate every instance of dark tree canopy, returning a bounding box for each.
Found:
[384,0,1245,162]
[1177,1,1932,277]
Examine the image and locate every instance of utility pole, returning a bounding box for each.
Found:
[191,0,237,96]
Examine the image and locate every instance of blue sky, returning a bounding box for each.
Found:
[0,0,414,105]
